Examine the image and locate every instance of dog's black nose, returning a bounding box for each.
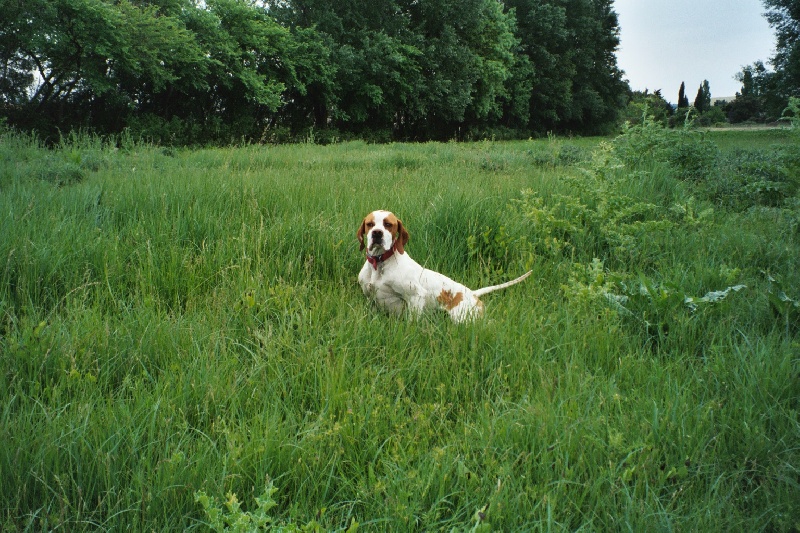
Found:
[371,230,383,241]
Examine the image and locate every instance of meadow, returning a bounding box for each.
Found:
[1,124,798,531]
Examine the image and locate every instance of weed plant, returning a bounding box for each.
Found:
[0,125,798,531]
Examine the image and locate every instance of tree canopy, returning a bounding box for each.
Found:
[1,0,627,142]
[721,0,799,123]
[763,0,800,101]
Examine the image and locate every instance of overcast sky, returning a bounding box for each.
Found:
[614,0,776,101]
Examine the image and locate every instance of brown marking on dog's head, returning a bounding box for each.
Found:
[358,211,409,253]
[382,212,409,254]
[357,212,376,251]
[437,289,464,310]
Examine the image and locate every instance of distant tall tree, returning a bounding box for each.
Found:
[738,68,757,97]
[694,80,711,113]
[693,86,704,111]
[729,62,771,122]
[677,81,689,108]
[654,89,675,117]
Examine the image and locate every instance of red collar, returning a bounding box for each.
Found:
[366,246,395,270]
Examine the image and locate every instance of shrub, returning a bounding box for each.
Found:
[563,258,747,352]
[779,97,800,129]
[702,148,799,209]
[663,130,719,182]
[195,480,360,532]
[694,106,727,127]
[516,142,699,269]
[613,112,718,181]
[612,113,671,168]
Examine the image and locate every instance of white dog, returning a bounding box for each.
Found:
[357,210,531,322]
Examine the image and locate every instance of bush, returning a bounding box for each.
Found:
[702,148,799,209]
[694,106,727,127]
[613,113,718,181]
[664,131,719,181]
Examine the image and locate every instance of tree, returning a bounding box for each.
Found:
[693,80,711,113]
[762,0,800,100]
[559,0,627,133]
[693,86,704,112]
[723,1,799,124]
[728,62,775,123]
[0,0,322,142]
[0,0,631,142]
[271,0,519,139]
[738,68,757,98]
[503,0,627,134]
[175,0,298,141]
[0,0,207,135]
[620,88,673,126]
[677,82,690,108]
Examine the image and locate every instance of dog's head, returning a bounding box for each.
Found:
[357,210,409,255]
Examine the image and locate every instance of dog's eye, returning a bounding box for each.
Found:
[366,222,375,228]
[383,221,392,228]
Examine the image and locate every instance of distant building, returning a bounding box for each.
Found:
[711,96,735,105]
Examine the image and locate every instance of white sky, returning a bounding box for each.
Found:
[614,0,776,101]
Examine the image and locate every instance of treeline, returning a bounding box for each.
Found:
[621,0,799,130]
[0,0,627,144]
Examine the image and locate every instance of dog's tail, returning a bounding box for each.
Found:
[473,271,532,297]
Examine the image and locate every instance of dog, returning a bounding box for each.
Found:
[356,210,531,322]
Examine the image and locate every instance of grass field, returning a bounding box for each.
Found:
[1,125,798,531]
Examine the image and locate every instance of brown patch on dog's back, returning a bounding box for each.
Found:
[437,289,464,310]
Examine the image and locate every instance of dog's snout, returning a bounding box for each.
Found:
[371,230,383,240]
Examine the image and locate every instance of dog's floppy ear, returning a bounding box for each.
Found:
[356,218,367,251]
[395,218,409,254]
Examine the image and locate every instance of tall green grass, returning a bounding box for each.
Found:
[1,127,798,531]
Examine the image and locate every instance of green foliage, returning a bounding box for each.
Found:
[763,0,800,102]
[564,259,747,350]
[726,61,785,123]
[678,82,689,109]
[620,91,673,126]
[703,147,799,209]
[613,111,720,181]
[195,480,359,532]
[516,139,718,269]
[780,96,800,128]
[0,0,627,142]
[527,136,592,168]
[765,272,800,338]
[612,112,672,167]
[1,131,798,530]
[506,0,626,134]
[662,128,719,182]
[611,107,800,212]
[693,81,712,114]
[694,105,727,127]
[0,0,207,134]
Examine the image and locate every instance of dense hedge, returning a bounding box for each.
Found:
[0,0,627,143]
